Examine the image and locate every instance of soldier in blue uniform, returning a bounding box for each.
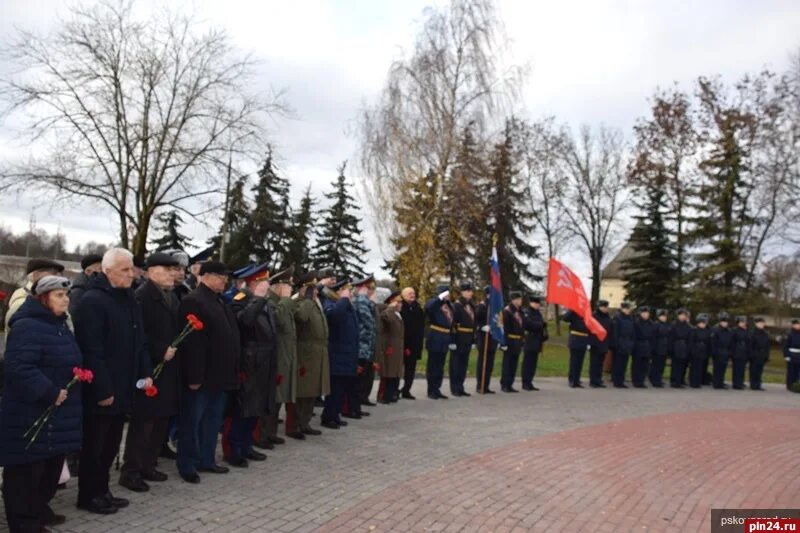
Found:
[563,308,590,388]
[474,287,497,394]
[731,316,751,390]
[521,293,547,391]
[649,309,670,388]
[589,300,613,388]
[424,284,454,399]
[500,291,525,392]
[450,282,476,397]
[749,317,770,391]
[669,309,691,388]
[711,312,734,389]
[631,306,654,388]
[783,318,800,390]
[612,302,635,388]
[688,313,711,388]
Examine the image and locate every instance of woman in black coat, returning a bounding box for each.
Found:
[0,276,82,532]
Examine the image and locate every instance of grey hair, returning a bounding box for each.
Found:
[102,248,134,272]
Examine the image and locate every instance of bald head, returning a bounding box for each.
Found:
[401,287,416,303]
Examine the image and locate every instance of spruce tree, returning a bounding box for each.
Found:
[210,176,252,267]
[151,210,192,251]
[250,148,292,266]
[622,177,679,308]
[311,161,368,277]
[286,184,316,275]
[480,118,540,291]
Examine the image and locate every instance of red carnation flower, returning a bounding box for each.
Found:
[357,365,365,376]
[145,385,158,397]
[186,313,204,331]
[404,348,411,357]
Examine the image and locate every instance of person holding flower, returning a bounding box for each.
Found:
[0,276,82,532]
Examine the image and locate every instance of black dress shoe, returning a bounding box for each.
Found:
[362,400,377,406]
[589,383,605,388]
[44,513,66,527]
[502,387,519,393]
[378,399,392,404]
[652,383,665,388]
[522,384,534,391]
[198,464,229,474]
[460,391,471,397]
[254,440,275,450]
[142,469,168,482]
[401,392,416,400]
[436,392,449,399]
[732,385,745,390]
[302,427,322,435]
[268,436,286,445]
[360,411,371,416]
[320,420,340,430]
[226,456,249,468]
[159,446,178,460]
[246,450,267,461]
[427,394,439,400]
[633,384,647,389]
[104,493,129,508]
[337,419,349,426]
[451,391,464,397]
[751,387,766,391]
[77,496,118,515]
[180,472,201,484]
[119,477,148,493]
[613,383,628,388]
[342,412,362,419]
[287,430,307,440]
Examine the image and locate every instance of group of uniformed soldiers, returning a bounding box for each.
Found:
[564,300,800,391]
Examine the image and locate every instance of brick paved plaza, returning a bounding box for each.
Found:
[22,378,800,533]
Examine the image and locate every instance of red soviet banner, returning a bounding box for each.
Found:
[546,257,607,341]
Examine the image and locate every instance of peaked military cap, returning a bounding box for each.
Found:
[735,315,747,324]
[597,299,609,307]
[656,308,668,317]
[620,301,632,309]
[676,308,689,316]
[529,293,543,304]
[190,246,215,265]
[25,258,65,275]
[483,285,491,294]
[353,274,375,287]
[459,281,474,291]
[696,313,709,323]
[717,311,730,321]
[435,284,450,295]
[317,267,336,280]
[638,305,651,313]
[269,266,294,284]
[754,316,766,324]
[508,290,523,300]
[332,276,351,290]
[296,270,318,287]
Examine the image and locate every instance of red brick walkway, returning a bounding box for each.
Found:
[315,408,800,533]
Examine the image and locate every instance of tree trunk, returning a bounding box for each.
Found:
[590,250,601,307]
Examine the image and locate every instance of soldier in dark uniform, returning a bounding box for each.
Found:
[612,302,635,388]
[589,300,613,388]
[648,309,670,388]
[749,317,770,391]
[225,263,275,467]
[500,291,525,392]
[688,314,711,388]
[731,316,751,390]
[424,284,454,399]
[783,318,800,390]
[631,306,654,388]
[669,309,691,388]
[563,308,590,388]
[711,312,734,389]
[521,293,547,391]
[450,282,476,397]
[475,286,497,394]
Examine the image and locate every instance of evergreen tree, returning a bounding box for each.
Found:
[209,176,252,267]
[151,210,193,251]
[391,169,446,299]
[311,161,368,277]
[689,87,754,312]
[250,148,292,266]
[622,177,679,308]
[479,118,540,292]
[286,184,316,276]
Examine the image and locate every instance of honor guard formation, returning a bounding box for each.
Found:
[0,252,798,532]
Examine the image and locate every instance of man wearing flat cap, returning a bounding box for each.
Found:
[5,258,65,330]
[119,252,181,492]
[521,293,548,391]
[176,261,240,484]
[377,291,404,402]
[424,284,455,399]
[69,254,103,316]
[785,318,800,391]
[449,282,476,397]
[224,263,276,467]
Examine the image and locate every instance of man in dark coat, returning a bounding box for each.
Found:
[689,314,712,388]
[176,261,241,484]
[475,286,497,394]
[400,287,425,399]
[564,309,590,388]
[711,312,734,389]
[119,253,181,492]
[612,302,635,388]
[669,309,692,388]
[225,263,275,467]
[450,282,476,397]
[351,274,376,414]
[73,249,153,514]
[68,254,103,316]
[424,284,455,399]
[521,293,547,391]
[731,316,751,390]
[320,278,359,429]
[649,309,670,388]
[589,300,613,388]
[631,306,654,388]
[783,318,800,390]
[500,291,525,392]
[750,317,770,391]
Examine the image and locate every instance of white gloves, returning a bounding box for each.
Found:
[499,345,508,352]
[471,344,476,350]
[448,343,457,351]
[438,290,450,301]
[786,357,792,362]
[481,325,490,332]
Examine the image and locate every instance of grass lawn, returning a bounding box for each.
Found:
[416,323,790,384]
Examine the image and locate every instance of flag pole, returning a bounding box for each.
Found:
[480,234,498,394]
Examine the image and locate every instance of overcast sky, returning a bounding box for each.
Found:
[1,0,799,284]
